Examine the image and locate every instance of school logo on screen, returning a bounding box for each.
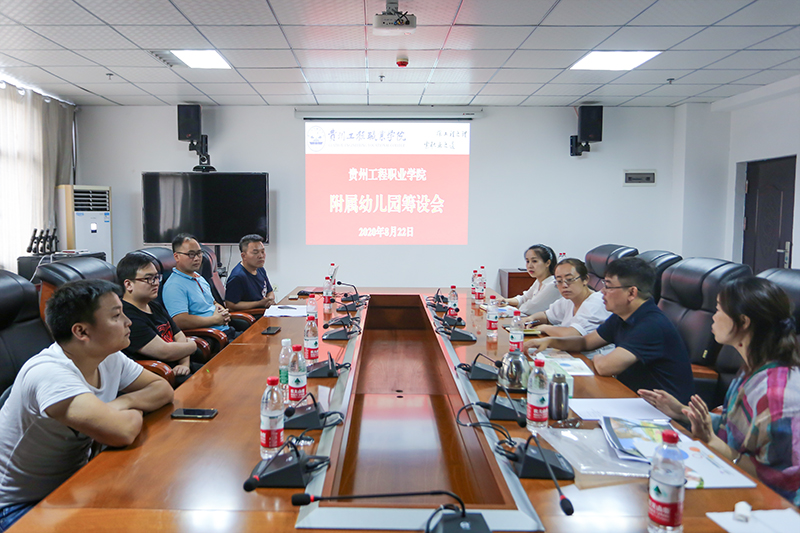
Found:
[306,126,325,152]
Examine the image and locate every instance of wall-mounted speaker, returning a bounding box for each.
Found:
[178,104,201,142]
[578,106,602,143]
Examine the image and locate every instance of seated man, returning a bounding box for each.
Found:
[527,257,694,403]
[225,234,275,312]
[162,233,236,341]
[0,280,173,531]
[117,252,201,386]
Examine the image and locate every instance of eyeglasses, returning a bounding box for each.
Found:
[176,250,203,259]
[554,277,581,287]
[601,279,633,291]
[132,275,162,285]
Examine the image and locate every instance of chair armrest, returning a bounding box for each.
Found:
[230,312,256,325]
[691,364,719,381]
[186,336,211,360]
[136,360,175,388]
[182,328,228,356]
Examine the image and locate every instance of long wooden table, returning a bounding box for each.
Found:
[12,288,796,532]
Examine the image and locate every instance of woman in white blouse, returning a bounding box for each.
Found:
[501,244,560,316]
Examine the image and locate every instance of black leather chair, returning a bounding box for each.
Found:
[584,244,639,292]
[199,245,256,331]
[0,270,54,407]
[637,250,683,304]
[32,256,118,319]
[657,258,752,405]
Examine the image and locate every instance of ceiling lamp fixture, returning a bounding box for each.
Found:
[170,50,230,69]
[571,51,661,71]
[373,0,417,35]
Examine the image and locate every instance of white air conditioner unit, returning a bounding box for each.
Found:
[56,185,113,262]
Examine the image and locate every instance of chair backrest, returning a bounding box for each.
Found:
[200,245,226,305]
[658,258,752,367]
[32,257,118,320]
[637,250,683,303]
[0,270,53,395]
[584,244,639,292]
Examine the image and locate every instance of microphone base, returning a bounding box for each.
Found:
[284,404,324,430]
[336,304,358,313]
[307,359,339,378]
[433,512,491,533]
[467,362,498,381]
[513,444,575,480]
[487,395,526,421]
[247,451,316,489]
[322,327,355,341]
[444,328,477,342]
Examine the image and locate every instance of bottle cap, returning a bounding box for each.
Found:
[473,270,477,273]
[451,285,456,289]
[534,358,545,367]
[481,265,485,269]
[513,310,520,316]
[281,338,291,347]
[306,314,314,320]
[325,276,330,280]
[662,429,679,444]
[267,376,279,386]
[553,373,566,383]
[292,344,302,351]
[489,295,495,300]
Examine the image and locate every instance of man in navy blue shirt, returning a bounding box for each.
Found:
[527,257,694,404]
[224,234,275,312]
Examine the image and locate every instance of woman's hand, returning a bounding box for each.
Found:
[682,394,715,444]
[638,389,688,423]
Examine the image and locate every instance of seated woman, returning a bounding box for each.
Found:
[527,258,612,359]
[501,244,560,316]
[639,277,800,506]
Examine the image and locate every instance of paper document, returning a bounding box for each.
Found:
[707,508,800,533]
[541,355,594,376]
[263,305,307,318]
[479,304,520,318]
[569,397,668,420]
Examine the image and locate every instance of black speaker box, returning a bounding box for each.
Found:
[178,104,201,142]
[578,105,602,143]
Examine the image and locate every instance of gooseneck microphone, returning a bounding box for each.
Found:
[284,392,318,418]
[291,490,464,513]
[528,433,574,516]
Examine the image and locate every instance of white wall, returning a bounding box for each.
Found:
[76,104,687,297]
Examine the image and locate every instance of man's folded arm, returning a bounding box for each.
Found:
[45,393,144,448]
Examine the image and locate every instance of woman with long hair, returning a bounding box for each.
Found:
[501,244,560,315]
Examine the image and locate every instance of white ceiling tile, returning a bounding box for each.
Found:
[206,94,266,105]
[505,50,586,69]
[106,66,182,83]
[0,66,66,84]
[437,50,513,68]
[283,26,364,50]
[573,96,633,106]
[367,50,440,69]
[676,69,758,84]
[419,94,474,105]
[192,82,257,95]
[542,0,655,26]
[368,68,431,83]
[77,49,165,67]
[173,0,278,25]
[114,25,209,49]
[718,0,800,25]
[262,94,317,105]
[220,49,297,68]
[40,65,119,83]
[707,50,800,69]
[429,68,495,83]
[611,69,693,83]
[251,82,312,95]
[0,26,65,49]
[677,96,726,104]
[135,82,204,96]
[0,0,102,24]
[271,0,367,25]
[368,94,422,105]
[637,50,731,69]
[547,69,622,84]
[71,93,118,105]
[158,95,218,105]
[30,25,135,50]
[366,26,450,50]
[316,94,368,104]
[32,83,93,96]
[731,70,799,85]
[645,83,720,97]
[749,27,800,50]
[0,53,29,67]
[519,95,581,106]
[107,95,168,105]
[534,83,602,96]
[75,0,188,25]
[488,68,560,83]
[367,82,427,95]
[471,94,528,105]
[586,84,660,96]
[295,50,365,69]
[304,68,365,82]
[620,95,685,106]
[697,85,761,97]
[424,82,484,94]
[175,68,245,82]
[597,26,701,51]
[674,26,789,50]
[773,57,800,69]
[73,82,147,95]
[2,50,95,66]
[445,26,532,50]
[198,25,289,49]
[309,82,367,95]
[520,26,618,50]
[385,0,463,25]
[629,0,752,26]
[455,0,557,25]
[0,14,13,24]
[238,68,307,83]
[479,83,541,95]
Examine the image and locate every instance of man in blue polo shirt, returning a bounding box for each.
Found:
[162,234,235,340]
[527,257,694,403]
[225,234,275,312]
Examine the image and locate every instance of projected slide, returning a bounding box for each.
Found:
[305,121,470,245]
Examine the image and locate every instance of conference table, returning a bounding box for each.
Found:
[12,288,796,532]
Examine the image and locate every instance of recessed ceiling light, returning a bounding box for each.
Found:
[171,50,230,69]
[571,51,661,71]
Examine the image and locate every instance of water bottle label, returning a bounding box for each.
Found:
[288,383,307,401]
[323,292,332,304]
[304,338,319,360]
[487,312,498,330]
[447,306,458,317]
[527,393,548,422]
[509,332,524,351]
[260,427,284,448]
[279,367,288,385]
[648,480,684,527]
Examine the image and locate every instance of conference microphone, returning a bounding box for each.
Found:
[284,391,318,419]
[322,315,356,329]
[500,384,527,428]
[336,280,367,303]
[528,433,574,516]
[26,229,37,253]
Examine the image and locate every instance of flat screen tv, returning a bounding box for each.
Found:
[142,171,269,245]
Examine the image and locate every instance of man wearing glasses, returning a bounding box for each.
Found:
[224,234,275,312]
[528,257,694,403]
[117,252,199,384]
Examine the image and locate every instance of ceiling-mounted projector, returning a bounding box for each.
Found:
[373,0,416,35]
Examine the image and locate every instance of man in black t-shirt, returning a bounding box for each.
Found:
[117,253,200,384]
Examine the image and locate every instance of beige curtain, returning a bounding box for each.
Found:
[0,81,74,275]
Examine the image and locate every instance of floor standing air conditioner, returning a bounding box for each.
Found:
[56,185,113,262]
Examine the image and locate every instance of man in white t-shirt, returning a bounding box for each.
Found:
[0,280,174,531]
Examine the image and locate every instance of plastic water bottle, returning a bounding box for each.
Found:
[260,376,284,459]
[471,270,478,298]
[509,309,524,352]
[303,315,319,361]
[306,295,317,320]
[526,358,548,433]
[278,338,292,401]
[322,276,333,312]
[476,273,485,302]
[648,430,685,533]
[287,344,307,403]
[327,262,337,286]
[486,295,499,339]
[447,285,459,317]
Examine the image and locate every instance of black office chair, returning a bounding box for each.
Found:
[637,250,683,304]
[199,245,256,331]
[32,256,118,320]
[584,244,639,292]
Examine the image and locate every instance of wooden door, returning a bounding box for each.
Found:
[743,155,797,273]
